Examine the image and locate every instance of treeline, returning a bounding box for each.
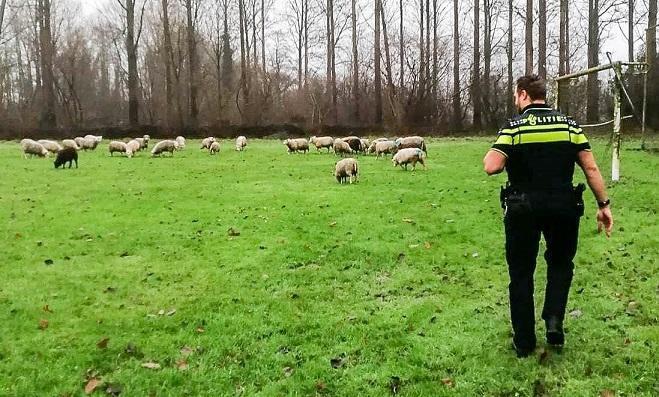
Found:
[0,0,656,138]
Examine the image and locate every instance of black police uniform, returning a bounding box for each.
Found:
[491,103,590,351]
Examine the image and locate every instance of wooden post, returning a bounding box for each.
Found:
[612,72,622,182]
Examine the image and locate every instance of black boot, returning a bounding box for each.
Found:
[545,316,564,347]
[511,340,535,358]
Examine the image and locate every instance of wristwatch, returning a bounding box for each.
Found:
[597,199,611,208]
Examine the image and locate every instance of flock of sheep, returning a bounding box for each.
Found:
[17,133,426,183]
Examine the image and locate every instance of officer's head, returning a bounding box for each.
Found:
[514,75,546,112]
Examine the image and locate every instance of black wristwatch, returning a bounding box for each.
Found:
[597,199,611,208]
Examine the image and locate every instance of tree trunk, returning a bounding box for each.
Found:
[538,0,546,79]
[525,0,533,75]
[472,0,482,130]
[374,0,383,124]
[425,0,430,85]
[507,0,514,115]
[261,0,266,75]
[419,0,425,91]
[238,0,249,122]
[185,0,198,128]
[304,0,308,90]
[161,0,174,128]
[351,0,359,122]
[483,0,492,125]
[399,0,404,90]
[432,0,438,121]
[452,0,462,131]
[587,0,599,122]
[648,0,657,77]
[628,0,634,62]
[38,0,56,129]
[558,0,568,111]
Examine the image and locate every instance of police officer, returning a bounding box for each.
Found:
[482,75,614,358]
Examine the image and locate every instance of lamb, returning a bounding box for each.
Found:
[375,140,397,158]
[108,141,128,156]
[54,147,78,169]
[334,158,359,184]
[283,138,309,153]
[341,136,363,152]
[126,140,141,158]
[333,139,353,157]
[235,136,247,151]
[395,136,427,154]
[200,137,216,150]
[392,148,427,170]
[309,136,334,152]
[209,141,221,155]
[151,140,179,156]
[20,139,49,158]
[176,136,186,149]
[37,140,63,153]
[62,139,80,150]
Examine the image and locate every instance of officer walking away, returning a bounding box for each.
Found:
[482,75,614,358]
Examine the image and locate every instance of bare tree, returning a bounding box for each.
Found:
[161,0,174,128]
[399,0,403,89]
[538,0,546,79]
[38,0,56,129]
[525,0,533,74]
[473,0,482,129]
[507,0,514,115]
[628,0,634,62]
[452,0,462,130]
[558,0,569,111]
[351,0,359,122]
[117,0,146,127]
[374,0,382,124]
[184,0,199,127]
[587,0,599,122]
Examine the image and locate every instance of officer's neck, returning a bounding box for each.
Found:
[520,100,548,113]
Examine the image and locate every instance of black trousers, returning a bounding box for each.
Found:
[504,204,581,349]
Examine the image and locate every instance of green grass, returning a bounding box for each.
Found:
[0,138,657,396]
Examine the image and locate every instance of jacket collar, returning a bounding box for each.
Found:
[521,103,552,114]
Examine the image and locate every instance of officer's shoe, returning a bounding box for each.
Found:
[545,316,565,347]
[511,340,535,358]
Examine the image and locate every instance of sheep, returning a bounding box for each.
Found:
[375,140,397,158]
[335,158,359,184]
[392,148,427,170]
[283,138,309,154]
[341,136,363,152]
[108,141,128,156]
[333,139,353,157]
[151,140,179,156]
[134,138,145,151]
[37,140,63,154]
[394,136,427,154]
[309,136,334,152]
[200,137,216,150]
[74,137,86,149]
[360,138,370,152]
[209,141,221,155]
[367,138,389,154]
[62,139,80,150]
[143,135,150,148]
[176,136,186,150]
[79,136,100,151]
[126,140,141,158]
[235,136,248,151]
[54,147,78,169]
[84,134,103,144]
[20,139,49,158]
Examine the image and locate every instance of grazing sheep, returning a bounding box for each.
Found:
[333,139,353,157]
[126,140,141,158]
[209,141,221,155]
[395,136,427,154]
[79,136,100,151]
[134,138,145,151]
[37,140,63,153]
[151,140,179,156]
[309,136,334,152]
[84,134,103,144]
[20,139,49,158]
[54,147,78,169]
[360,139,370,152]
[62,139,80,150]
[200,137,216,150]
[367,138,389,154]
[235,136,247,151]
[335,158,359,184]
[341,136,363,152]
[375,140,397,158]
[74,137,86,149]
[392,148,427,170]
[176,136,186,149]
[283,138,309,153]
[108,141,128,156]
[143,135,150,148]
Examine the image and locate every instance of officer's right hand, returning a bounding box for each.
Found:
[596,207,614,238]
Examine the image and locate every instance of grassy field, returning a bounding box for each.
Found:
[0,137,657,396]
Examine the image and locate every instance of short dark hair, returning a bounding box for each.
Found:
[516,75,546,100]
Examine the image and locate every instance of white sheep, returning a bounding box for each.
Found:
[333,139,353,157]
[151,140,179,156]
[283,138,309,153]
[209,141,221,155]
[235,136,247,151]
[367,138,389,154]
[200,137,216,150]
[175,136,186,150]
[37,140,63,153]
[74,137,86,149]
[108,141,128,156]
[335,158,359,184]
[79,136,100,151]
[20,139,49,158]
[62,139,80,150]
[392,148,427,170]
[309,136,334,152]
[375,140,397,158]
[126,140,141,158]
